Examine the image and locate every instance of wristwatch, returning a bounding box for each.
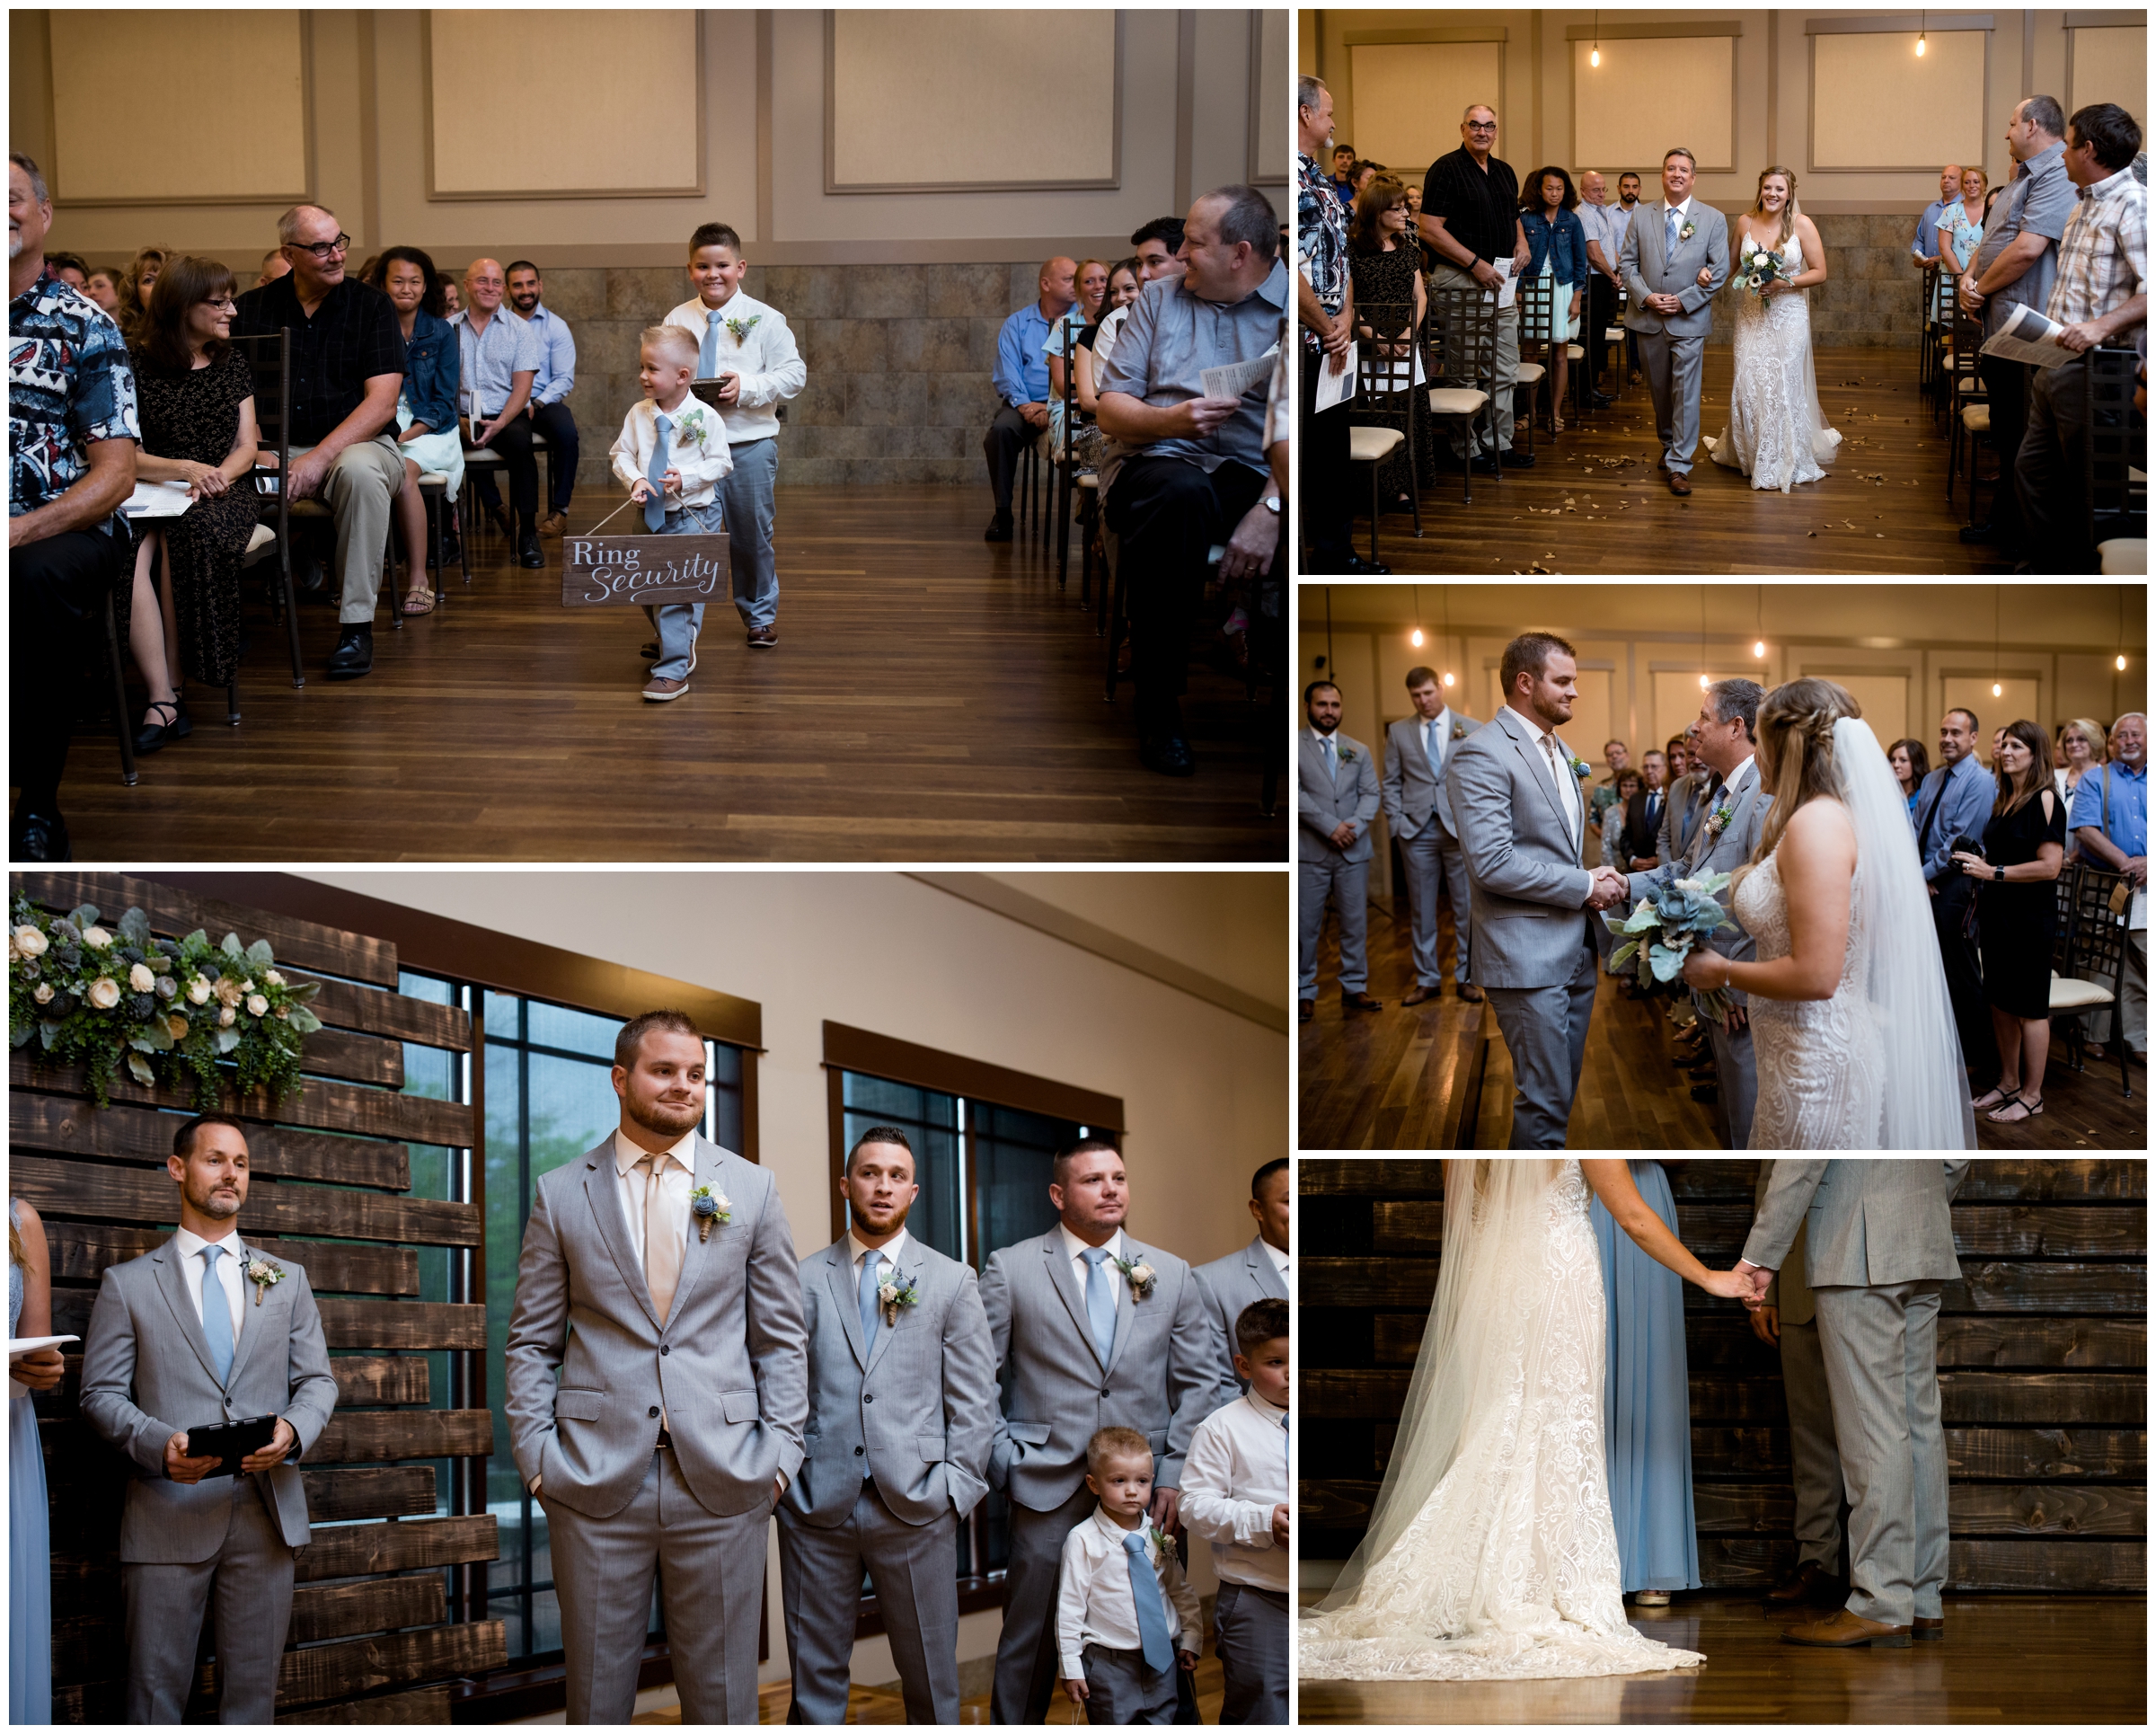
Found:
[1994,864,2005,880]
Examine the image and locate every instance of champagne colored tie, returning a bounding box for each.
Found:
[1542,732,1572,844]
[639,1152,681,1323]
[645,414,671,532]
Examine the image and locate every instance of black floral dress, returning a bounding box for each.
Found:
[1348,243,1438,490]
[131,347,258,687]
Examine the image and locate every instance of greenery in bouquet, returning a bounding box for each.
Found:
[8,899,323,1110]
[1601,871,1741,1020]
[1736,241,1792,299]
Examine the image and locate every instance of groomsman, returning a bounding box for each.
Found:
[1751,1165,1846,1607]
[506,1011,808,1724]
[1194,1158,1290,1399]
[1300,680,1383,1022]
[980,1139,1219,1723]
[1382,668,1485,1004]
[779,1127,996,1723]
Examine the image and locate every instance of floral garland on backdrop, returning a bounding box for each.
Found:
[8,899,323,1110]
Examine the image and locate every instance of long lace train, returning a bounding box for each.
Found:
[1709,234,1842,493]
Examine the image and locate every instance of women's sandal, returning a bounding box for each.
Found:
[1990,1095,2044,1123]
[134,698,191,755]
[1634,1591,1671,1606]
[402,587,437,616]
[1971,1084,2017,1110]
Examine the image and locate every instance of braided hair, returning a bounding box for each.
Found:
[1738,677,1862,891]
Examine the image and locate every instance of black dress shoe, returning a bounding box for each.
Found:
[984,513,1014,543]
[1139,731,1197,777]
[1690,1082,1719,1104]
[1299,999,1314,1024]
[1589,391,1616,408]
[134,698,192,755]
[297,554,329,594]
[1957,523,1996,544]
[1341,553,1390,574]
[11,809,71,863]
[326,624,374,678]
[517,526,544,568]
[1500,449,1537,468]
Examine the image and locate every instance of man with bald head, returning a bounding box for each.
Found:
[1575,171,1622,410]
[451,256,543,568]
[233,202,407,677]
[1914,164,1966,275]
[982,254,1077,541]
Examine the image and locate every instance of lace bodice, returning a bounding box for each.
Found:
[1710,226,1841,492]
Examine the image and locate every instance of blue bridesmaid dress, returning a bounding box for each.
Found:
[11,1199,53,1722]
[1590,1161,1701,1594]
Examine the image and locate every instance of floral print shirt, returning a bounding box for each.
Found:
[1297,150,1349,349]
[8,266,138,527]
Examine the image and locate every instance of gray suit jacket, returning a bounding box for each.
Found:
[1383,709,1485,840]
[783,1234,996,1527]
[1192,1234,1288,1397]
[978,1228,1218,1511]
[1299,727,1382,865]
[1625,756,1771,1008]
[1621,199,1732,339]
[1744,1162,1972,1289]
[1754,1162,1816,1325]
[79,1234,337,1561]
[1658,770,1707,865]
[1445,705,1598,990]
[505,1134,810,1520]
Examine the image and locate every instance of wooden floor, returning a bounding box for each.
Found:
[1347,347,2020,575]
[1296,1593,2146,1723]
[1301,893,2147,1148]
[50,486,1284,861]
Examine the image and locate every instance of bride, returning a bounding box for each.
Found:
[1679,677,1977,1148]
[1705,167,1842,492]
[1301,1160,1752,1683]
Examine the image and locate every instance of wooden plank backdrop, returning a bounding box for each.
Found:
[11,871,506,1722]
[1299,1159,2148,1594]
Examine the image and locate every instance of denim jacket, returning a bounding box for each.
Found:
[1520,208,1589,289]
[401,306,458,436]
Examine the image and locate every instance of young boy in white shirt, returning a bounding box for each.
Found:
[1056,1425,1201,1725]
[1180,1299,1289,1724]
[608,324,733,703]
[663,221,805,652]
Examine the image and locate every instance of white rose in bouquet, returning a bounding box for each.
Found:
[128,962,155,993]
[87,977,122,1009]
[265,970,286,987]
[218,1005,237,1028]
[13,925,49,958]
[32,983,55,1005]
[246,994,270,1017]
[82,925,113,950]
[186,976,212,1004]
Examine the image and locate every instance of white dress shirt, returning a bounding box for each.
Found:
[1059,1223,1127,1314]
[846,1225,911,1285]
[1179,1391,1289,1591]
[1661,193,1695,236]
[1056,1507,1204,1677]
[612,1126,696,1269]
[172,1224,247,1344]
[1506,703,1584,847]
[609,394,735,510]
[662,290,807,446]
[1260,1238,1288,1280]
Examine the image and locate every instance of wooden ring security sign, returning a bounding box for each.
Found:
[562,532,730,606]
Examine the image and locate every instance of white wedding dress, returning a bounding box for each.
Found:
[1708,228,1842,492]
[1299,1161,1707,1682]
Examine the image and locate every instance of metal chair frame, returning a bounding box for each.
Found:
[1423,285,1500,503]
[1348,298,1423,562]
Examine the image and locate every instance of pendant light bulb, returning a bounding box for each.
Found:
[1917,34,1926,56]
[1699,673,1710,691]
[1754,639,1766,659]
[1992,681,2003,697]
[2118,654,2129,672]
[1410,627,1424,648]
[1443,671,1454,687]
[1590,47,1601,67]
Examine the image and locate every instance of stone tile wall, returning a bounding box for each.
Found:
[1701,213,1936,349]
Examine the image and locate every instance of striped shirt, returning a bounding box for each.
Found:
[2045,164,2147,330]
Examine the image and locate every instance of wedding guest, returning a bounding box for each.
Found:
[982,255,1076,542]
[1614,174,1645,378]
[1519,164,1589,431]
[1954,719,2067,1122]
[1074,256,1110,325]
[255,248,289,288]
[1575,172,1622,407]
[1087,220,1186,409]
[1299,680,1383,1020]
[1629,751,1671,868]
[1298,76,1376,572]
[1347,173,1426,509]
[2018,102,2146,574]
[10,1198,61,1724]
[1593,738,1632,825]
[1193,1158,1290,1400]
[1072,257,1140,470]
[452,256,543,568]
[1330,142,1357,206]
[115,243,172,345]
[437,272,461,314]
[84,266,122,313]
[1665,736,1690,783]
[1402,183,1440,275]
[1938,166,1989,301]
[1888,737,1932,820]
[1911,707,2002,1080]
[2059,716,2105,838]
[1383,667,1484,1004]
[366,246,461,610]
[1913,163,1965,285]
[1598,766,1646,978]
[2069,711,2147,1057]
[505,261,579,536]
[1423,103,1534,471]
[46,250,87,291]
[1180,1299,1290,1725]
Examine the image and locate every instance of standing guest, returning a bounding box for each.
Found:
[1346,173,1426,509]
[126,256,262,749]
[2069,711,2147,1057]
[779,1128,994,1726]
[1519,165,1588,431]
[1953,719,2066,1123]
[1297,76,1379,572]
[1614,171,1645,384]
[1422,103,1535,472]
[45,250,87,291]
[1575,171,1622,408]
[1193,1158,1290,1401]
[115,243,172,345]
[1330,142,1357,205]
[981,255,1076,542]
[2059,715,2105,821]
[83,266,123,313]
[1588,1162,1701,1607]
[10,1197,62,1725]
[1592,738,1632,827]
[1382,667,1485,1004]
[255,248,290,288]
[1627,751,1671,869]
[1180,1300,1290,1725]
[1665,736,1690,783]
[1913,164,1966,304]
[366,246,463,609]
[232,202,407,679]
[505,260,579,536]
[1888,737,1933,820]
[1298,680,1383,1021]
[451,256,543,569]
[1599,766,1647,978]
[979,1140,1217,1725]
[78,1114,339,1723]
[8,151,139,863]
[1938,166,1990,303]
[1403,182,1440,276]
[505,1011,808,1725]
[1910,707,2002,1082]
[2017,102,2147,575]
[1750,1165,1846,1610]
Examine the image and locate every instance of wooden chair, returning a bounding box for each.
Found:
[1920,263,1944,397]
[2088,345,2146,552]
[1944,303,1989,498]
[1423,284,1498,502]
[2048,862,2137,1099]
[1051,310,1090,591]
[1348,299,1420,563]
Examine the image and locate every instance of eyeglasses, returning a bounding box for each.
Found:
[287,234,352,261]
[1464,120,1498,132]
[204,297,238,310]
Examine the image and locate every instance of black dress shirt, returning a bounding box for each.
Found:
[232,273,404,447]
[1423,146,1520,266]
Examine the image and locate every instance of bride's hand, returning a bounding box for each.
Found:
[1679,946,1726,992]
[1701,1268,1755,1301]
[1695,266,1714,288]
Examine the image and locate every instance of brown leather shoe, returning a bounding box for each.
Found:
[1340,991,1383,1014]
[1766,1561,1843,1605]
[1401,986,1439,1006]
[747,625,776,649]
[1784,1609,1911,1648]
[1668,471,1692,496]
[1456,983,1486,1003]
[641,675,691,703]
[1913,1616,1944,1641]
[537,511,568,537]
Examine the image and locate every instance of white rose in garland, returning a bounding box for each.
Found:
[128,962,155,993]
[13,925,48,959]
[185,976,212,1005]
[82,925,112,950]
[86,978,121,1010]
[246,995,270,1018]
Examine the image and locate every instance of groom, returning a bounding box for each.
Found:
[1738,1163,1971,1649]
[1620,146,1729,495]
[1445,632,1629,1148]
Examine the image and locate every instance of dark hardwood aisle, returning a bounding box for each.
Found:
[1295,1593,2145,1722]
[52,486,1285,861]
[1345,348,2020,575]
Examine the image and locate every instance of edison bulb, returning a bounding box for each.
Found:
[2119,654,2130,671]
[1410,628,1424,647]
[1916,35,1926,55]
[1590,47,1600,66]
[1699,674,1710,690]
[1754,639,1766,658]
[1992,682,2003,697]
[1443,671,1455,687]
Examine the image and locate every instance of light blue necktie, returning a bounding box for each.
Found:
[1321,736,1338,783]
[702,308,723,377]
[644,414,671,531]
[1426,718,1443,776]
[200,1244,234,1385]
[858,1250,882,1359]
[1666,205,1680,261]
[1121,1529,1177,1672]
[1081,1246,1116,1365]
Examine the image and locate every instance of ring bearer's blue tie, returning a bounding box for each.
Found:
[1081,1246,1116,1365]
[1122,1529,1176,1672]
[644,414,671,531]
[200,1244,234,1385]
[702,308,724,378]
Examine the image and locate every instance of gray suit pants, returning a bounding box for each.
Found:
[1813,1282,1948,1627]
[1298,853,1369,996]
[1213,1582,1287,1724]
[1635,328,1705,472]
[779,1482,959,1724]
[1706,1013,1758,1149]
[991,1482,1097,1723]
[551,1446,770,1725]
[720,435,779,630]
[1780,1316,1846,1574]
[1399,824,1472,986]
[124,1478,294,1725]
[1081,1644,1178,1725]
[1486,926,1599,1148]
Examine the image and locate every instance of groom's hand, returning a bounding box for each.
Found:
[1150,1487,1180,1532]
[1585,866,1628,910]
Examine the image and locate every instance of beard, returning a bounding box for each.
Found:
[189,1181,243,1222]
[627,1090,703,1138]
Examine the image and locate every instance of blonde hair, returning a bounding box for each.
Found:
[2060,715,2106,756]
[1736,677,1861,891]
[639,324,700,376]
[116,244,173,346]
[1747,166,1801,249]
[1085,1425,1153,1478]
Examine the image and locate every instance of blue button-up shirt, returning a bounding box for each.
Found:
[2067,759,2148,859]
[514,302,577,406]
[1913,196,1957,261]
[1910,750,1996,882]
[994,302,1057,407]
[449,305,542,420]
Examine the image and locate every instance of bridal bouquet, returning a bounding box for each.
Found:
[1603,872,1740,1019]
[1736,240,1791,300]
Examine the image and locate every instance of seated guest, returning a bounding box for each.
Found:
[1520,165,1589,431]
[365,246,462,613]
[2069,711,2147,1057]
[256,248,290,288]
[506,260,579,535]
[1097,186,1286,775]
[84,266,122,313]
[125,255,262,751]
[8,153,138,862]
[46,250,87,292]
[1074,256,1110,325]
[982,254,1077,541]
[232,202,408,678]
[1047,261,1119,464]
[1346,174,1427,508]
[116,243,172,346]
[1888,736,1932,819]
[452,256,543,567]
[1089,218,1188,392]
[437,272,461,314]
[1071,257,1140,472]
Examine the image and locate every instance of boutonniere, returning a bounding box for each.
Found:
[1568,753,1594,782]
[674,406,711,447]
[1145,1519,1175,1553]
[1452,721,1470,740]
[723,314,761,343]
[689,1182,732,1242]
[244,1254,286,1306]
[1337,746,1358,765]
[1703,798,1737,838]
[1111,1254,1156,1299]
[876,1270,921,1327]
[1679,219,1697,243]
